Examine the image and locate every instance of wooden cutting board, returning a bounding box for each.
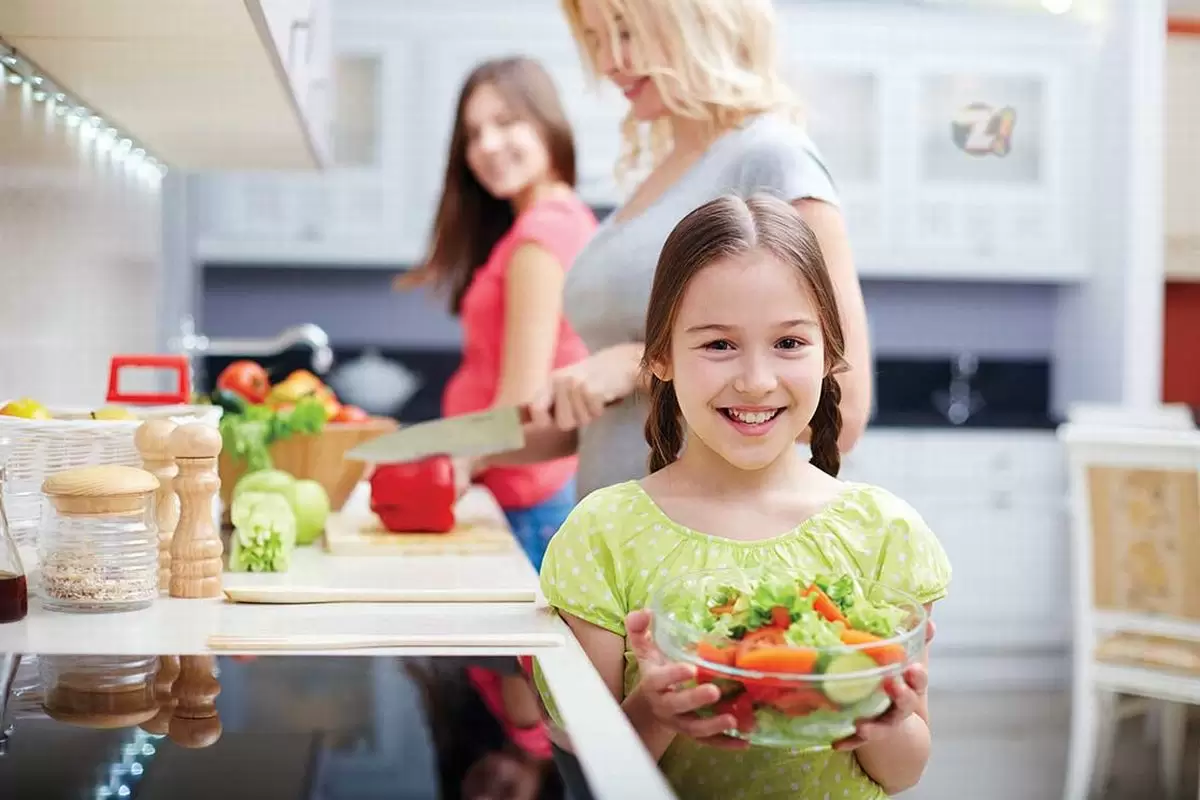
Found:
[323,491,516,556]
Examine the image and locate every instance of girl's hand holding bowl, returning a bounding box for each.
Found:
[626,609,750,751]
[832,661,929,751]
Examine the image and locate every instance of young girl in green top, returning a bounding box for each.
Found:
[537,193,952,799]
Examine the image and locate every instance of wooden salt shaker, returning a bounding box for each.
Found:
[134,420,180,592]
[168,424,224,599]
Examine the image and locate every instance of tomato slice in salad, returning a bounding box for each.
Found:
[713,693,757,734]
[770,605,792,629]
[766,687,836,716]
[694,641,738,683]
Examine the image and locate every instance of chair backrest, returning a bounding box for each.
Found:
[1059,423,1200,626]
[1067,403,1196,431]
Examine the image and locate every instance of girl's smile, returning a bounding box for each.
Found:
[719,405,786,435]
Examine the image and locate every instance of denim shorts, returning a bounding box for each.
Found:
[501,479,576,572]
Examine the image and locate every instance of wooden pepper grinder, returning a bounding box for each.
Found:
[135,420,180,592]
[168,655,222,749]
[168,424,224,599]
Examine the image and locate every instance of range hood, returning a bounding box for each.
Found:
[0,0,330,171]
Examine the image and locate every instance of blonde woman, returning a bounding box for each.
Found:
[496,0,872,502]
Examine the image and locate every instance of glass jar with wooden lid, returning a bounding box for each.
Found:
[38,465,160,613]
[38,655,159,729]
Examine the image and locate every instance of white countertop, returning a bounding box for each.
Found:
[0,483,676,800]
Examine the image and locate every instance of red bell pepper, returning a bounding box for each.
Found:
[369,456,458,533]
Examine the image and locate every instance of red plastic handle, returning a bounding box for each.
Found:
[106,354,191,406]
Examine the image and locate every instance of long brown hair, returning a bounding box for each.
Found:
[642,193,848,477]
[420,57,577,314]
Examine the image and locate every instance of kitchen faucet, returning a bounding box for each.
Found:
[171,315,335,387]
[932,352,986,425]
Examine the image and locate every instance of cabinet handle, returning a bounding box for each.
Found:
[288,19,311,76]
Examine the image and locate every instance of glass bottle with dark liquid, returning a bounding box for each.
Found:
[0,436,28,624]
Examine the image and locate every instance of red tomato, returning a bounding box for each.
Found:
[216,361,270,404]
[333,405,370,423]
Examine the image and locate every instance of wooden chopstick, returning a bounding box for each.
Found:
[207,632,564,651]
[222,586,537,604]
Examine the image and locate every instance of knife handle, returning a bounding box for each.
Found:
[515,399,621,426]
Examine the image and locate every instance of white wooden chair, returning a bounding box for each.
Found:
[1067,403,1195,431]
[1060,416,1200,799]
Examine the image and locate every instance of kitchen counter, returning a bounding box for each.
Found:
[0,487,676,800]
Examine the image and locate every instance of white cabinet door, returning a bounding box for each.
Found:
[897,55,1084,280]
[843,429,1069,652]
[780,5,1092,282]
[1166,35,1200,282]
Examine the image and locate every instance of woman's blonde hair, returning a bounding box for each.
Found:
[560,0,800,180]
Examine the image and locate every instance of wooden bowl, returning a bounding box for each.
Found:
[218,418,397,515]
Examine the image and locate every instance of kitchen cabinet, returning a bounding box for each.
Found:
[842,427,1070,688]
[194,4,621,266]
[260,0,334,165]
[0,0,332,170]
[781,8,1094,281]
[191,1,1096,284]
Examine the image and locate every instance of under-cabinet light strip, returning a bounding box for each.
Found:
[0,38,167,181]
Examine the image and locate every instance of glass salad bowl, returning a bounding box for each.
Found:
[649,568,928,751]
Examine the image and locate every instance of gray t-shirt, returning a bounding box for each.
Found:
[562,113,840,499]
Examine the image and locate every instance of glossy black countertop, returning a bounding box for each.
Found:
[0,653,569,800]
[197,345,1062,432]
[869,410,1061,430]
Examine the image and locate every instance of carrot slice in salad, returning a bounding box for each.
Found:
[735,646,820,674]
[840,629,907,666]
[803,584,849,625]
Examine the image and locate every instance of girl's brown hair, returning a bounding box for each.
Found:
[419,57,577,314]
[642,193,847,476]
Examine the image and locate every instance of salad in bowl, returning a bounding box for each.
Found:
[649,568,928,750]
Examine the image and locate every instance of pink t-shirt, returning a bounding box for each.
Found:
[442,194,596,509]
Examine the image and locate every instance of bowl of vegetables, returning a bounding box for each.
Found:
[650,568,927,751]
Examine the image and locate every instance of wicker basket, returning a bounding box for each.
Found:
[0,404,222,545]
[217,418,397,519]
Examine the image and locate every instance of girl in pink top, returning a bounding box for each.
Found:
[397,55,595,800]
[403,56,597,568]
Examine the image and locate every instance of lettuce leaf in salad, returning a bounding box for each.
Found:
[843,597,908,638]
[687,572,909,646]
[812,573,910,638]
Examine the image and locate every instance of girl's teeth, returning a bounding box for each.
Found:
[729,409,776,424]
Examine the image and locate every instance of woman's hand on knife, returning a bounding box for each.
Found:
[526,343,645,431]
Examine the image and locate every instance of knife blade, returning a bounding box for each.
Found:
[344,405,533,464]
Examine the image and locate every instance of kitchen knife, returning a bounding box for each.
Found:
[344,404,533,464]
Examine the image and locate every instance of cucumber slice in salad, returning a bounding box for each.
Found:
[820,651,882,706]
